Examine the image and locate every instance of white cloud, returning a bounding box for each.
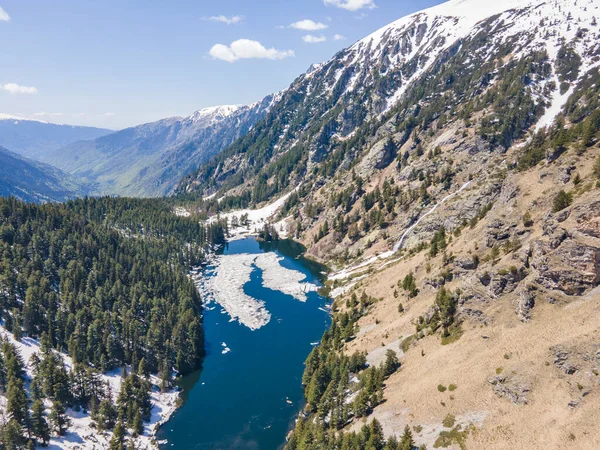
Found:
[323,0,376,12]
[289,19,328,31]
[1,83,38,94]
[303,35,327,44]
[102,112,115,117]
[209,39,294,63]
[334,34,346,41]
[0,7,9,21]
[205,15,244,25]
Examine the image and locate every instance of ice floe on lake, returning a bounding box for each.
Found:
[195,251,319,330]
[254,252,318,302]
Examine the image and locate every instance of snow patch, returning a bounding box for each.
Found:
[0,327,178,450]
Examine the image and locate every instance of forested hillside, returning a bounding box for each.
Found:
[0,146,87,203]
[0,197,226,448]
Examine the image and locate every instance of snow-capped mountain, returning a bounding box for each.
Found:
[180,0,600,198]
[188,105,243,126]
[46,94,280,197]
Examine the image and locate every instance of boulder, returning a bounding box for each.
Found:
[574,199,600,239]
[485,219,517,248]
[532,240,600,295]
[489,374,531,405]
[515,285,535,322]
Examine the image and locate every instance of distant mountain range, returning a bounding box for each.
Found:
[0,114,111,161]
[0,144,86,203]
[0,98,278,198]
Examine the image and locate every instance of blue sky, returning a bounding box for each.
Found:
[0,0,444,129]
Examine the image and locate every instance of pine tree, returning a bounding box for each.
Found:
[383,350,401,377]
[137,358,148,379]
[6,378,29,426]
[159,359,172,392]
[49,401,70,436]
[366,419,385,450]
[110,421,126,450]
[1,419,27,450]
[12,315,22,341]
[132,410,144,437]
[399,425,415,450]
[96,398,117,431]
[31,399,51,446]
[0,351,7,392]
[385,435,400,450]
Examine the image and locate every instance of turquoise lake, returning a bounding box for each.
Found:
[157,237,330,449]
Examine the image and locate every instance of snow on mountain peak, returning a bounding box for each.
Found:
[341,0,600,116]
[0,113,49,124]
[188,105,243,124]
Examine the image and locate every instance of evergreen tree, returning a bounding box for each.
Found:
[137,358,149,379]
[49,401,70,436]
[383,350,401,377]
[1,419,27,450]
[399,425,415,450]
[132,410,144,437]
[96,398,117,431]
[6,378,29,427]
[385,435,400,450]
[366,419,385,450]
[159,359,172,392]
[30,399,51,446]
[110,421,126,450]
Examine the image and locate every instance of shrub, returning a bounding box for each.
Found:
[438,384,447,393]
[443,414,456,428]
[400,335,414,352]
[522,212,533,227]
[594,156,600,178]
[448,384,457,392]
[552,190,573,212]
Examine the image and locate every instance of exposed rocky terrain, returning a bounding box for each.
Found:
[328,146,600,449]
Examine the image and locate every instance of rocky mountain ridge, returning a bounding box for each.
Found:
[179,0,599,206]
